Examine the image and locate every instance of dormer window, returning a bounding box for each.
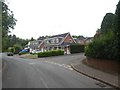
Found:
[47,40,49,44]
[51,39,55,43]
[56,38,59,43]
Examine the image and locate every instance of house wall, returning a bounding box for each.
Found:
[63,34,75,43]
[63,34,75,54]
[79,40,85,45]
[39,42,45,52]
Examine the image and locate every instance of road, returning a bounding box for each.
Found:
[0,53,2,89]
[36,53,86,65]
[2,54,112,88]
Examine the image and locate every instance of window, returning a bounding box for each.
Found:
[46,40,49,44]
[51,39,55,43]
[56,38,59,43]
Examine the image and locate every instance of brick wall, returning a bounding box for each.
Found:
[64,34,75,43]
[86,57,119,74]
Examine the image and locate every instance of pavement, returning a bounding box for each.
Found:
[70,59,119,89]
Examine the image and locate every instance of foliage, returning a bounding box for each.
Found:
[38,50,64,58]
[2,1,17,51]
[13,44,22,54]
[115,1,120,60]
[85,30,117,60]
[70,44,84,54]
[100,13,115,34]
[85,0,120,60]
[72,35,84,38]
[8,34,29,48]
[8,47,15,53]
[30,37,35,41]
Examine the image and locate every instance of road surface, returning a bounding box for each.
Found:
[2,54,112,88]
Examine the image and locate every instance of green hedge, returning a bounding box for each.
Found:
[38,50,64,58]
[85,31,117,60]
[70,44,85,54]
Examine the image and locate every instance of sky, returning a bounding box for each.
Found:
[8,0,119,39]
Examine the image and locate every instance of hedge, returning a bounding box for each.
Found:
[85,31,117,60]
[70,44,85,54]
[38,50,64,58]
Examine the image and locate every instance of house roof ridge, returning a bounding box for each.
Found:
[50,32,69,38]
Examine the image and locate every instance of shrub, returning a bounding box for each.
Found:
[13,44,22,54]
[70,44,85,54]
[8,47,15,53]
[38,50,64,58]
[85,30,117,60]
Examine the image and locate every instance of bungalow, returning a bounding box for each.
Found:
[38,32,76,54]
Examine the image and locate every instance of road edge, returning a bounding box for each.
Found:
[70,64,119,89]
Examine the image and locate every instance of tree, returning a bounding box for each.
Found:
[115,1,120,60]
[85,1,120,60]
[7,34,29,49]
[30,37,35,41]
[8,47,15,53]
[13,44,22,54]
[2,1,17,51]
[100,13,115,34]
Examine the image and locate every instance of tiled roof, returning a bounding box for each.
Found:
[37,32,69,40]
[85,37,93,40]
[50,32,69,38]
[37,36,46,40]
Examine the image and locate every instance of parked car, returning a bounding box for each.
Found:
[35,50,42,53]
[30,50,41,54]
[7,52,14,56]
[19,49,29,55]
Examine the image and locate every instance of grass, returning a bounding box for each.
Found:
[19,53,38,59]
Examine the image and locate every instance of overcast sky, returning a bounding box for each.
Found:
[8,0,118,39]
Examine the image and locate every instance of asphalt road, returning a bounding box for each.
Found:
[36,53,86,65]
[2,54,112,88]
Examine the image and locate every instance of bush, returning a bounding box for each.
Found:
[8,47,15,53]
[85,30,117,60]
[70,44,85,54]
[13,44,22,54]
[38,50,64,58]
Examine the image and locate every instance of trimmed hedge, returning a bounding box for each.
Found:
[70,44,85,54]
[38,50,64,58]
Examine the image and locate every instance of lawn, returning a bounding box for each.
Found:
[19,54,38,59]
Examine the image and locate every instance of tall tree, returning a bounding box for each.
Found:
[100,13,115,34]
[30,37,35,41]
[2,1,17,51]
[115,0,120,59]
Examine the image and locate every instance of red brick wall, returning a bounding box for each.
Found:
[39,42,44,49]
[86,57,119,74]
[63,34,75,43]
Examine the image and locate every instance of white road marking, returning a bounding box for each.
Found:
[44,61,73,70]
[68,68,73,70]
